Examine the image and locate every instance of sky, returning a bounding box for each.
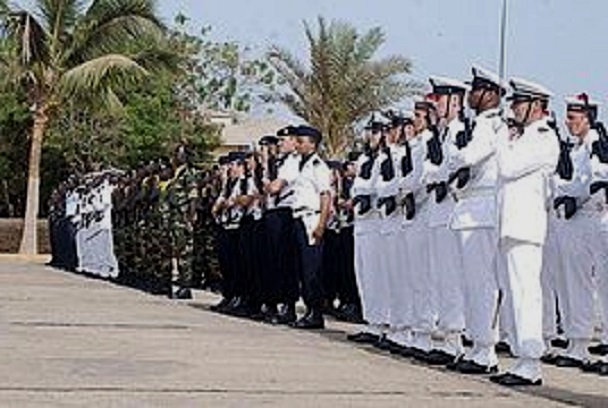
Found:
[156,0,608,114]
[13,0,608,115]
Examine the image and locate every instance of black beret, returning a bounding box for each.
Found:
[326,160,342,170]
[295,125,323,143]
[276,125,298,137]
[259,135,280,146]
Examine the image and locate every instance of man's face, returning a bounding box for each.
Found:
[510,99,532,125]
[344,163,356,177]
[404,123,416,140]
[368,129,383,149]
[279,136,297,153]
[565,110,590,139]
[414,109,428,134]
[387,126,400,144]
[296,136,316,155]
[467,87,484,110]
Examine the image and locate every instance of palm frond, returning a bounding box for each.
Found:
[37,0,84,43]
[60,53,148,98]
[4,10,50,66]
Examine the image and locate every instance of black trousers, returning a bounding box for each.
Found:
[321,229,340,305]
[216,226,240,300]
[237,215,264,304]
[261,208,299,305]
[294,218,324,310]
[336,226,360,306]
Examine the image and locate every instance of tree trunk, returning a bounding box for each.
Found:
[19,107,48,255]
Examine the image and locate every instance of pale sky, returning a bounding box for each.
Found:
[13,0,608,115]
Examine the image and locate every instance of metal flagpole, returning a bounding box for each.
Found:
[498,0,508,111]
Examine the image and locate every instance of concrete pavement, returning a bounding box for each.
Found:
[1,260,606,407]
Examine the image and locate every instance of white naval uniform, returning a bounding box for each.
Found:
[560,129,608,361]
[352,150,387,336]
[378,144,410,345]
[496,117,559,380]
[402,131,433,352]
[448,108,506,367]
[425,117,466,357]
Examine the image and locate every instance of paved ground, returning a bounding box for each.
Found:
[1,260,607,407]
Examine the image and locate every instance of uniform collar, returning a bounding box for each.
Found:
[477,107,501,119]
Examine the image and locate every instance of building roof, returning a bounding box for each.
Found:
[220,116,289,148]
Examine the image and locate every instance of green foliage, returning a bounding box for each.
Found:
[269,16,423,156]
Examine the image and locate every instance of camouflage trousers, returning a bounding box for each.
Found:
[170,224,195,288]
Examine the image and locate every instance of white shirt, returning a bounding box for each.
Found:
[292,152,331,217]
[497,117,560,244]
[271,152,300,210]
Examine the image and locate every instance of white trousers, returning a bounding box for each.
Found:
[385,217,413,333]
[499,237,545,380]
[540,216,565,345]
[458,228,499,366]
[354,217,390,327]
[428,225,465,355]
[409,218,434,351]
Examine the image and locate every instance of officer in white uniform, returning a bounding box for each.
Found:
[423,76,468,366]
[290,125,332,329]
[544,94,602,369]
[406,98,435,360]
[490,78,559,387]
[348,117,390,344]
[448,65,508,374]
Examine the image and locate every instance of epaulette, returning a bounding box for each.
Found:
[538,126,550,133]
[312,158,321,166]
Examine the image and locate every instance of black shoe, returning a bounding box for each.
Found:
[456,359,499,375]
[291,310,324,330]
[551,338,569,349]
[589,344,608,356]
[336,303,364,324]
[495,341,513,356]
[410,347,430,361]
[423,349,456,366]
[210,297,232,312]
[581,361,603,373]
[554,355,585,368]
[374,335,392,351]
[461,335,474,348]
[172,287,192,300]
[540,354,559,365]
[389,343,409,356]
[271,304,297,325]
[446,356,465,371]
[347,332,380,344]
[490,372,542,387]
[600,362,608,376]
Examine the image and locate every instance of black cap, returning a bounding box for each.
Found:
[347,151,362,162]
[326,160,342,170]
[295,125,323,143]
[228,151,247,163]
[276,125,298,137]
[259,135,280,146]
[218,155,230,166]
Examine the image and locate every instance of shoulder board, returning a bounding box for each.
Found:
[486,111,500,119]
[312,158,321,166]
[538,127,550,133]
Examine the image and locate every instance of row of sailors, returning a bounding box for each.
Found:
[345,65,608,387]
[48,171,120,278]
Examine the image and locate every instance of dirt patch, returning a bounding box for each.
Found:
[0,219,50,254]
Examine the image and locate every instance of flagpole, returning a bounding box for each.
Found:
[499,0,508,110]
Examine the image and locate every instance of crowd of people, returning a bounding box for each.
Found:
[49,64,608,388]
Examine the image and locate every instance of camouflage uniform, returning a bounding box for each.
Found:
[166,164,199,289]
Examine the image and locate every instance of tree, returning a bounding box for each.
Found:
[0,0,175,254]
[268,17,422,157]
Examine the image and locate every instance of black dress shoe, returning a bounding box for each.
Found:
[551,338,569,349]
[347,332,380,344]
[271,304,297,325]
[495,341,513,356]
[171,287,192,300]
[489,372,542,387]
[554,355,585,368]
[410,347,430,361]
[540,354,559,365]
[389,343,409,356]
[456,359,499,375]
[599,362,608,376]
[581,361,603,373]
[423,349,456,366]
[291,310,324,330]
[336,303,364,324]
[589,344,608,356]
[374,335,392,351]
[446,356,464,371]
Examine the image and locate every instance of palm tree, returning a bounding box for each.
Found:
[268,17,422,157]
[0,0,175,254]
